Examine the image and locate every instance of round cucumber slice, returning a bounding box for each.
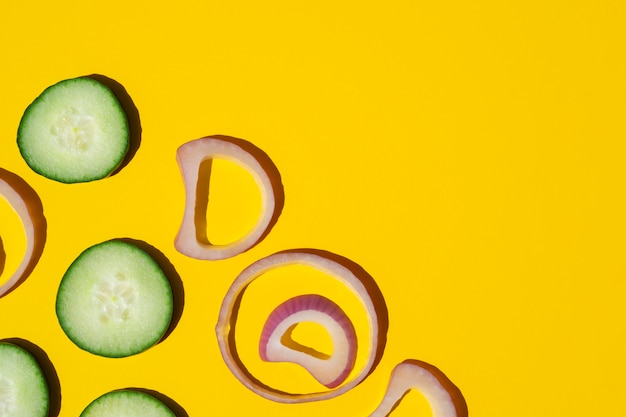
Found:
[56,240,174,358]
[80,390,175,417]
[17,76,130,183]
[0,342,49,417]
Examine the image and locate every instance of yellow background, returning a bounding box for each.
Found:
[1,0,626,416]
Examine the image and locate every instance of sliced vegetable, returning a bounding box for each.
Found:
[80,389,175,417]
[175,136,283,260]
[369,360,468,417]
[216,249,387,403]
[0,341,50,417]
[17,76,130,183]
[259,294,357,389]
[0,169,46,298]
[56,240,173,358]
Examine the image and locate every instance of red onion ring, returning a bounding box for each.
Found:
[175,136,283,260]
[215,249,388,403]
[0,169,46,297]
[259,294,357,389]
[369,359,468,417]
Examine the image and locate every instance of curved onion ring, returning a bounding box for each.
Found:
[259,294,357,388]
[0,169,46,298]
[216,249,388,403]
[369,360,468,417]
[175,136,283,260]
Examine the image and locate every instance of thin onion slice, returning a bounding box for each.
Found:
[216,249,388,403]
[259,294,357,389]
[0,169,46,297]
[175,135,283,260]
[369,360,468,417]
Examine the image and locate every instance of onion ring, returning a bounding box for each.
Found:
[175,136,284,260]
[0,169,46,297]
[259,294,357,389]
[215,249,388,403]
[369,359,468,417]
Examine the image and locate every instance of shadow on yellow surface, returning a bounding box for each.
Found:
[133,388,189,417]
[0,237,5,277]
[87,74,142,176]
[118,238,185,343]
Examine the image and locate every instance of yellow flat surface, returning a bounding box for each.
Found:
[1,1,626,416]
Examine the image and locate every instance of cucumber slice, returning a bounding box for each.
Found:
[80,390,175,417]
[56,240,174,358]
[0,342,49,417]
[17,76,130,183]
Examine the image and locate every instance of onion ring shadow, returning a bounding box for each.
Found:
[116,238,184,342]
[87,74,141,176]
[0,237,5,277]
[2,338,62,417]
[0,168,47,298]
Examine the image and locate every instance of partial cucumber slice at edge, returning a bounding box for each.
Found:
[0,340,52,417]
[80,389,177,417]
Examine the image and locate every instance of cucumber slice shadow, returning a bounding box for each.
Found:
[86,74,141,176]
[1,338,62,417]
[116,238,184,342]
[131,388,189,417]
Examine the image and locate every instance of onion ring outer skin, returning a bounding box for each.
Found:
[369,359,468,417]
[175,136,283,260]
[215,249,387,403]
[0,169,46,298]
